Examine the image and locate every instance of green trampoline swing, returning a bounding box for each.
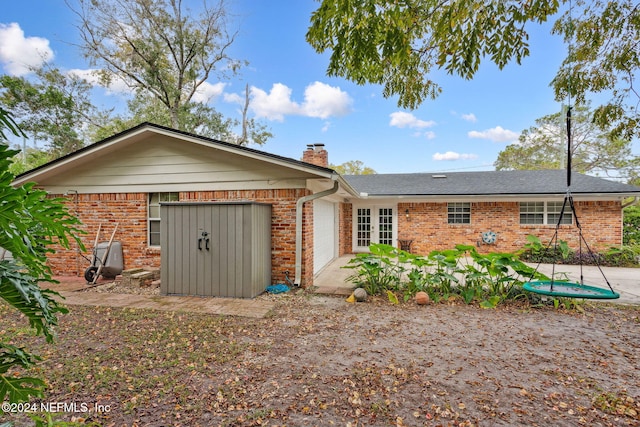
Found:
[522,107,620,300]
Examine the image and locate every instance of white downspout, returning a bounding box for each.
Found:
[294,180,339,286]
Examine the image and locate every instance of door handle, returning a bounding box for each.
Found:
[198,231,209,251]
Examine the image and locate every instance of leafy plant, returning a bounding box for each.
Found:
[0,108,84,412]
[520,234,572,264]
[343,241,550,308]
[425,250,460,295]
[603,245,640,267]
[519,234,640,268]
[343,244,411,295]
[623,205,640,245]
[404,268,428,302]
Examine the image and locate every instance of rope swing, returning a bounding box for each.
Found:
[523,0,619,300]
[522,107,620,299]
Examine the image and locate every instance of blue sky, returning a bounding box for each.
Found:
[1,1,571,173]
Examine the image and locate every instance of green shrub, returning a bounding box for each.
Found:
[520,234,572,264]
[603,245,640,267]
[623,205,640,245]
[519,234,639,268]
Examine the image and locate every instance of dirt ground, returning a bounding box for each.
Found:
[2,291,639,426]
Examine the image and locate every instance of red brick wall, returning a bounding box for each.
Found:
[396,201,622,255]
[49,193,151,275]
[339,202,352,256]
[51,189,316,287]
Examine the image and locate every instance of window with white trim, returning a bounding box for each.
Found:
[447,202,470,224]
[547,201,573,225]
[519,201,572,225]
[148,192,179,246]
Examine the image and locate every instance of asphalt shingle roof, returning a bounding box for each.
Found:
[343,170,640,196]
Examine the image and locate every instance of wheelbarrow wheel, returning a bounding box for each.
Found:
[84,266,98,283]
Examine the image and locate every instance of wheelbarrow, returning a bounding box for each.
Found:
[83,223,123,284]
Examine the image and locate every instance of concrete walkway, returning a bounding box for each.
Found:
[313,255,640,305]
[532,263,640,305]
[313,255,355,296]
[46,277,275,319]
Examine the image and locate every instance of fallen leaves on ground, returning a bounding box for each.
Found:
[2,293,639,426]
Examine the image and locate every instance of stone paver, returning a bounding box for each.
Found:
[47,277,275,318]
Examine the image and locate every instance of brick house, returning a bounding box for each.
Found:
[342,172,640,256]
[13,123,640,290]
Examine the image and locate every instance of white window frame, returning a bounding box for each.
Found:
[148,192,179,246]
[519,201,572,225]
[447,202,471,224]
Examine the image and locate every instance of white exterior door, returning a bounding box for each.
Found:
[313,199,337,274]
[353,205,396,252]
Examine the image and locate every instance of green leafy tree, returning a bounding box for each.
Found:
[8,146,54,176]
[331,160,377,175]
[73,0,271,146]
[92,89,272,145]
[552,0,640,141]
[0,68,100,158]
[0,108,83,410]
[306,0,560,110]
[494,104,637,181]
[307,0,640,141]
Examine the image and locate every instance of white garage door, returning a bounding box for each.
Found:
[313,199,336,274]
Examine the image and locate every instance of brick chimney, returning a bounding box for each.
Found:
[301,143,328,168]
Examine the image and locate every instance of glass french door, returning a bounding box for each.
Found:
[354,205,395,251]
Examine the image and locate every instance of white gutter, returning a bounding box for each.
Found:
[294,179,339,286]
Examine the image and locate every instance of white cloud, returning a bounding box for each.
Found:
[468,126,519,143]
[223,92,243,104]
[248,82,352,121]
[250,83,301,121]
[412,130,436,139]
[389,111,435,129]
[0,23,53,76]
[433,151,478,161]
[67,68,101,85]
[192,81,226,103]
[302,81,352,118]
[461,113,477,123]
